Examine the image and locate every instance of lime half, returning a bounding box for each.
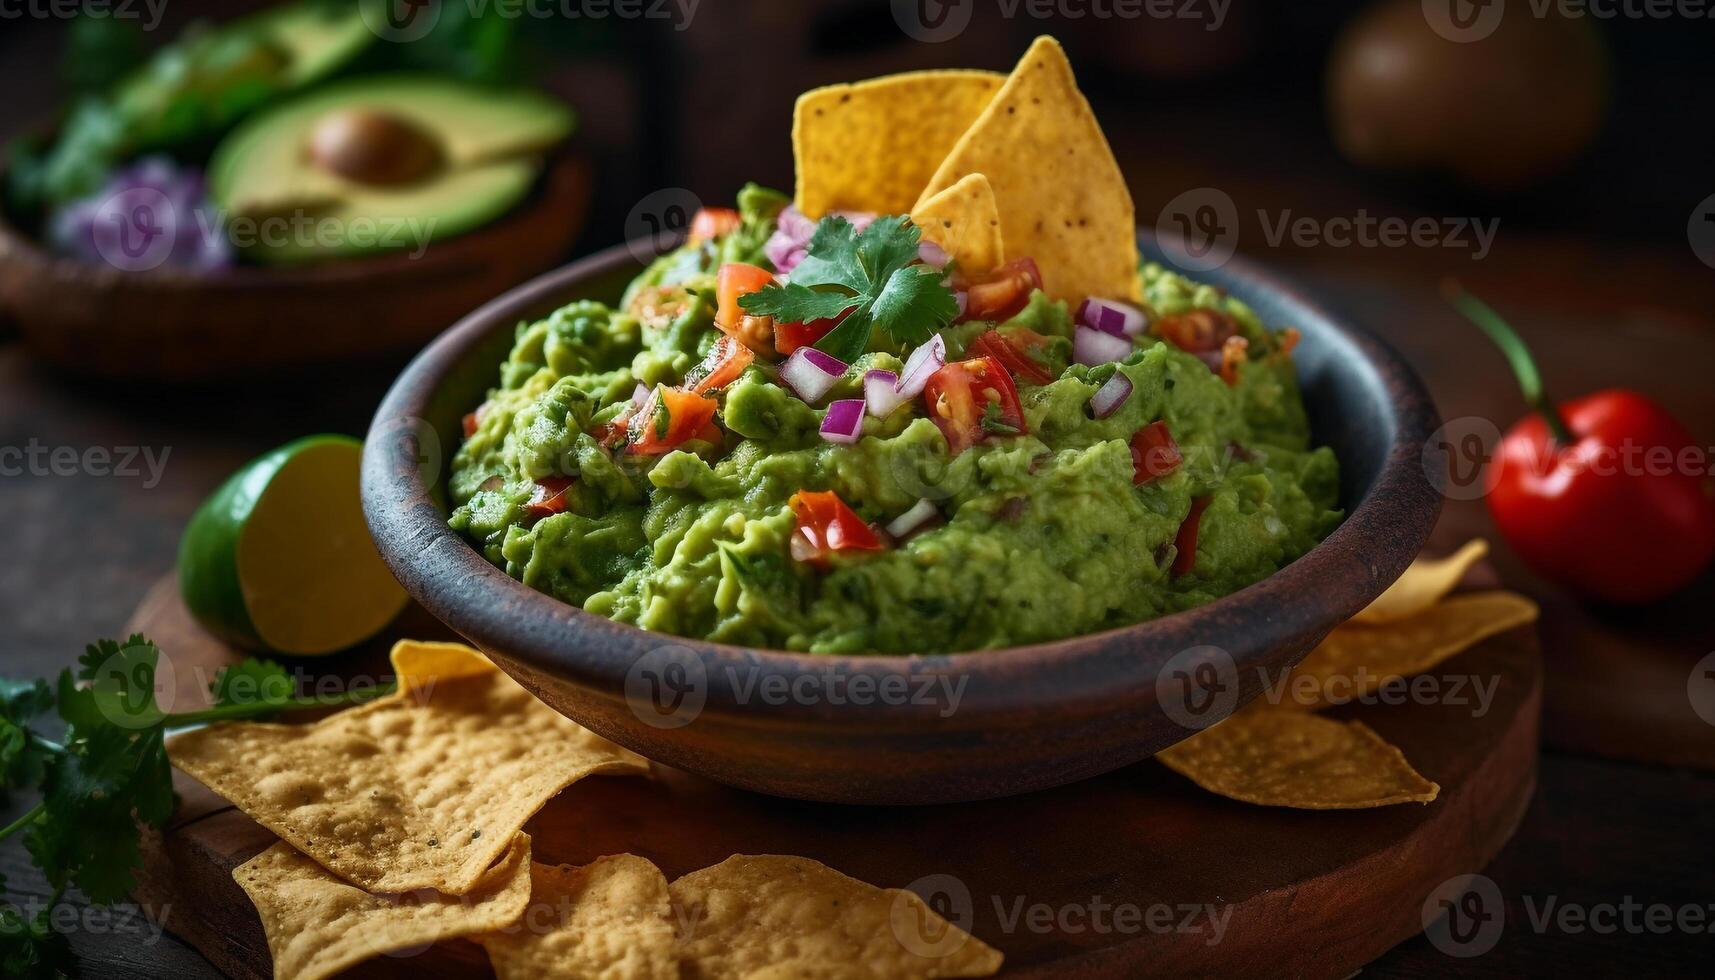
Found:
[179,435,407,656]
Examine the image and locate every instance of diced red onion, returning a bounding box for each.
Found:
[780,347,848,404]
[896,334,946,399]
[885,498,939,539]
[918,239,950,268]
[1078,298,1149,337]
[765,206,815,274]
[832,210,875,232]
[820,399,866,444]
[630,383,650,409]
[1089,372,1134,418]
[954,290,968,318]
[1074,326,1134,366]
[864,369,909,418]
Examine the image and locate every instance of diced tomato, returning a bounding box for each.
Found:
[688,207,741,245]
[1172,496,1210,576]
[1131,421,1183,485]
[685,335,756,394]
[1275,327,1302,357]
[967,327,1055,385]
[1153,309,1238,354]
[959,258,1043,323]
[462,402,491,439]
[774,308,852,356]
[628,386,720,455]
[716,263,775,331]
[923,356,1027,455]
[789,490,885,566]
[1218,336,1249,386]
[525,477,576,519]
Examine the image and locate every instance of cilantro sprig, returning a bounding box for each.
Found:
[0,637,394,977]
[738,215,960,363]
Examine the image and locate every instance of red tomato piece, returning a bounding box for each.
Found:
[525,477,576,519]
[789,490,884,566]
[1153,308,1239,354]
[960,257,1043,323]
[967,327,1055,385]
[685,335,756,394]
[1131,421,1183,485]
[774,308,853,356]
[1218,336,1249,386]
[628,386,720,455]
[1172,496,1210,576]
[688,207,741,245]
[923,356,1027,455]
[716,263,775,332]
[462,401,491,439]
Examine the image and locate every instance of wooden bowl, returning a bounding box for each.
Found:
[0,152,591,381]
[362,233,1442,805]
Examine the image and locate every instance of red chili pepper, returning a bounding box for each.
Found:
[1448,283,1715,603]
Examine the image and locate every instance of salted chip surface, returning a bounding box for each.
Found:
[1278,591,1540,711]
[236,832,532,980]
[916,36,1140,304]
[910,173,1004,275]
[478,855,679,980]
[1355,539,1490,624]
[671,854,1003,979]
[1157,710,1440,809]
[168,641,648,894]
[794,69,1004,219]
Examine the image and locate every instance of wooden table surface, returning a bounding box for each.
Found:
[3,241,1713,977]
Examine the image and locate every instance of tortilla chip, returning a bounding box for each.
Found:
[911,173,1005,275]
[1277,591,1540,711]
[1355,540,1490,624]
[917,37,1140,304]
[794,70,1005,219]
[479,855,679,980]
[235,832,532,980]
[671,855,1003,979]
[168,641,649,895]
[1157,710,1439,809]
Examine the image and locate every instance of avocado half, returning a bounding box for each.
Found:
[209,74,575,264]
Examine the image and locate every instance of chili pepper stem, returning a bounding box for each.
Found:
[1441,280,1576,446]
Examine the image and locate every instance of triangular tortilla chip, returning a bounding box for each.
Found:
[917,36,1140,304]
[169,641,649,895]
[1275,591,1540,711]
[478,856,679,980]
[794,70,1004,219]
[1354,539,1490,624]
[236,833,533,980]
[910,173,1005,275]
[671,855,1003,978]
[1157,709,1439,809]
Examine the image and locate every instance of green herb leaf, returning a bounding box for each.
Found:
[739,215,958,363]
[27,725,174,904]
[980,400,1021,436]
[0,900,74,980]
[210,659,294,711]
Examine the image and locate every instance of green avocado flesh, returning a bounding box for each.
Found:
[448,186,1342,654]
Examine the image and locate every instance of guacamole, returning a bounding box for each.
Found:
[449,187,1341,654]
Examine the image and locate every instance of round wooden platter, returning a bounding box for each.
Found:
[127,575,1541,980]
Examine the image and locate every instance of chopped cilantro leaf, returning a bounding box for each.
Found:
[980,400,1021,436]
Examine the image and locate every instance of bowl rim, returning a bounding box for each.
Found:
[363,231,1442,726]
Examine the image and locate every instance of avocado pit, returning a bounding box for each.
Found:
[307,107,444,187]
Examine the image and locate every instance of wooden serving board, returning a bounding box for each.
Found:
[128,576,1541,980]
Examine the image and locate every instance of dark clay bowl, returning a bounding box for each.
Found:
[362,233,1441,805]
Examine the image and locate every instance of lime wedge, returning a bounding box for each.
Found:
[179,436,406,656]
